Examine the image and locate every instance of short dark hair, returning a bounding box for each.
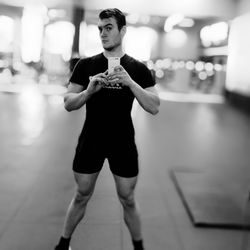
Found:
[99,8,126,30]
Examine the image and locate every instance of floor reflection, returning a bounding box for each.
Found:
[17,85,46,145]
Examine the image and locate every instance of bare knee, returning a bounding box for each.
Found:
[118,192,136,209]
[74,188,92,206]
[73,172,99,207]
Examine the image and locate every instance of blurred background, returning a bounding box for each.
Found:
[0,1,250,250]
[0,0,249,98]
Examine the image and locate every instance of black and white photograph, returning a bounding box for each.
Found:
[0,0,250,249]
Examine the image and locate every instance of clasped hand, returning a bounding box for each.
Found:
[87,66,134,94]
[107,65,133,87]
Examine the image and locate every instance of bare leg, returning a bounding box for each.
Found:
[62,172,99,238]
[113,174,142,241]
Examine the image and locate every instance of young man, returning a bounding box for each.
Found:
[55,8,160,250]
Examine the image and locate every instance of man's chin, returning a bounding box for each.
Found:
[103,45,114,51]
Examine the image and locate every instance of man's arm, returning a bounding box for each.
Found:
[108,66,160,115]
[64,83,90,112]
[129,83,160,115]
[64,71,108,112]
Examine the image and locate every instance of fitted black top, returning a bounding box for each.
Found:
[69,53,155,144]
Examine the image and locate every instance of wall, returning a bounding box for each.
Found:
[226,13,250,96]
[84,0,237,19]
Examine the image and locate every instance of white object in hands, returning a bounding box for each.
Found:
[106,57,122,89]
[108,57,120,74]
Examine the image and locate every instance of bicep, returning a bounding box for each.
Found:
[67,82,84,94]
[145,86,158,96]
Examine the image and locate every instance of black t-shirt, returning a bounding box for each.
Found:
[69,52,155,144]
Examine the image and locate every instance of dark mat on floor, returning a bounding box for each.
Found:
[171,170,250,229]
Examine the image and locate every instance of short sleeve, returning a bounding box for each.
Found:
[69,58,90,89]
[136,62,156,89]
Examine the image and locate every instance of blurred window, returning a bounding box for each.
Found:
[44,21,75,61]
[79,22,102,57]
[226,13,250,95]
[200,22,229,47]
[165,29,188,48]
[21,5,47,63]
[0,15,14,53]
[79,22,157,61]
[124,26,157,61]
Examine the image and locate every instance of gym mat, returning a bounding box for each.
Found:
[171,170,250,229]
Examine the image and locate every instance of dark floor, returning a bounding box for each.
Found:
[0,88,249,250]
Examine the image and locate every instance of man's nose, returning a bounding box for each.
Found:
[100,29,107,37]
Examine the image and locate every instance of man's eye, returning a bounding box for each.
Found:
[106,27,111,31]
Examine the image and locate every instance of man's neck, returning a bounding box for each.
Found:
[103,49,125,58]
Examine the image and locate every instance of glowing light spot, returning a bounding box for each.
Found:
[195,61,204,71]
[198,71,207,80]
[156,69,164,78]
[165,29,187,48]
[205,62,214,71]
[186,61,195,70]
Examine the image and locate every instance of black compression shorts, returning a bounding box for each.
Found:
[72,137,139,178]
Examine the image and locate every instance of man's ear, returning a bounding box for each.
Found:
[121,26,126,38]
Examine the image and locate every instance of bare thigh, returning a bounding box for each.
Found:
[73,171,100,197]
[113,174,138,200]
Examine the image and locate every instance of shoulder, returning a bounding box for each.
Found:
[88,53,103,61]
[76,53,103,65]
[125,55,149,72]
[124,55,155,88]
[124,54,141,65]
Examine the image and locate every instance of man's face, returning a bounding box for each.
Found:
[98,17,124,51]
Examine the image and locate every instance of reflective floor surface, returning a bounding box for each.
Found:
[0,88,249,250]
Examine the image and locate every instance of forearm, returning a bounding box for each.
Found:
[130,81,160,115]
[64,90,91,111]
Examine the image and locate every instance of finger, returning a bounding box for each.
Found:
[99,78,106,83]
[109,76,119,82]
[96,71,108,80]
[95,72,107,79]
[107,71,116,78]
[107,75,118,81]
[114,65,124,72]
[102,78,108,85]
[102,70,109,76]
[108,72,122,80]
[99,74,108,80]
[94,77,104,84]
[108,78,120,85]
[95,75,107,81]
